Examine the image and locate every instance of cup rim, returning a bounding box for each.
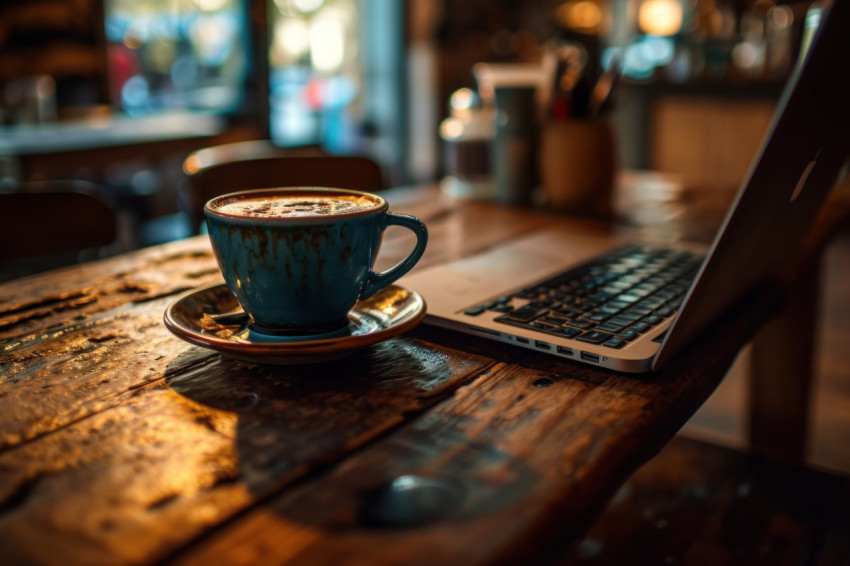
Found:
[204,187,388,224]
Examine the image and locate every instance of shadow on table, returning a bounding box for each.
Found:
[164,338,537,532]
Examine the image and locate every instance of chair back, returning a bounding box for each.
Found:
[180,140,385,233]
[0,184,117,267]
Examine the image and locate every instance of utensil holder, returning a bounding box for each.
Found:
[539,120,616,219]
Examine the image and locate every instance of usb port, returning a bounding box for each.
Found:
[557,346,574,356]
[516,337,529,345]
[581,351,600,363]
[535,340,552,350]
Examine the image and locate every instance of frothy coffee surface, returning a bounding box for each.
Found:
[213,193,382,218]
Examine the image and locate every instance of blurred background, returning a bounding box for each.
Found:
[0,0,819,248]
[2,0,849,535]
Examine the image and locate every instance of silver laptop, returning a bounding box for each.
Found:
[403,1,849,373]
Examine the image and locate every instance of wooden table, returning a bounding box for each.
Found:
[0,182,846,565]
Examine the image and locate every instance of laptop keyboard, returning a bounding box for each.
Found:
[462,245,703,349]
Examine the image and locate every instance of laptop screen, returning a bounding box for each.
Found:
[653,0,850,369]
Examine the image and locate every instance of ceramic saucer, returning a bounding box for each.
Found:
[163,283,426,364]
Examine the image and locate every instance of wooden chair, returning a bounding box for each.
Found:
[180,140,385,234]
[0,182,117,277]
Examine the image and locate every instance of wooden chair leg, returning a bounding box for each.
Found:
[748,258,820,464]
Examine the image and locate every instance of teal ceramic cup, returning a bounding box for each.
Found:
[204,187,428,338]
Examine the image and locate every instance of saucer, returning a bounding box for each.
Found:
[163,283,427,364]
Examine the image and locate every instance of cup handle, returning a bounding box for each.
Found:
[360,212,428,299]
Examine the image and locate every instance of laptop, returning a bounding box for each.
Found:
[402,0,850,373]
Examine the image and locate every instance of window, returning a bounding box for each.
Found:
[268,0,405,180]
[104,0,249,115]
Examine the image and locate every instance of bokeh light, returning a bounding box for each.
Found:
[638,0,683,36]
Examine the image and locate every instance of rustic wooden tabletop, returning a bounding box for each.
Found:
[0,183,844,565]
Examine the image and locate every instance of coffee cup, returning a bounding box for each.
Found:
[204,187,428,339]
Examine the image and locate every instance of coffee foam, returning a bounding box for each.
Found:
[212,193,382,218]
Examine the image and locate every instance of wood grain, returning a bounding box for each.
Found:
[0,334,492,564]
[0,184,844,565]
[169,287,782,566]
[0,187,529,564]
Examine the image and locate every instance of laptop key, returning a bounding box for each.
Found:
[589,291,616,303]
[642,297,666,309]
[576,330,614,344]
[599,303,626,315]
[625,305,654,316]
[507,305,549,322]
[608,316,635,327]
[644,314,662,325]
[488,243,704,349]
[618,330,639,341]
[464,305,486,316]
[629,322,650,333]
[615,311,643,322]
[554,307,580,318]
[596,321,627,333]
[559,327,582,338]
[603,338,627,349]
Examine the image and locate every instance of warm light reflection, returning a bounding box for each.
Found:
[194,0,228,11]
[440,120,463,140]
[638,0,683,36]
[183,155,201,175]
[122,32,143,49]
[449,88,475,112]
[359,286,410,318]
[274,18,310,63]
[309,17,345,72]
[293,0,325,13]
[556,1,603,34]
[732,41,760,70]
[770,5,794,29]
